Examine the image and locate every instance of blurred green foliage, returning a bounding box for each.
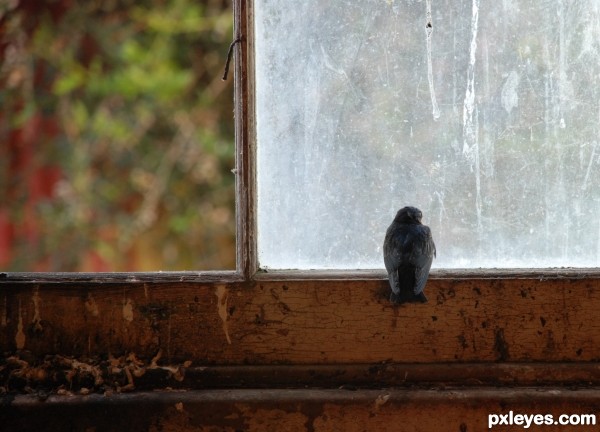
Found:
[0,0,236,271]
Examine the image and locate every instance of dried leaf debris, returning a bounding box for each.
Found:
[0,350,192,397]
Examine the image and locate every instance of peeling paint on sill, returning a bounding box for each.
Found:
[215,285,232,345]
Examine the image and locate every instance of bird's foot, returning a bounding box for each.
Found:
[389,291,428,304]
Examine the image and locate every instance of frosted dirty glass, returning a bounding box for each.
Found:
[255,0,600,269]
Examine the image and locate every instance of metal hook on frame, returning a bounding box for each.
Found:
[222,36,243,81]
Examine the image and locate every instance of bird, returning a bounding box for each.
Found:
[383,206,436,304]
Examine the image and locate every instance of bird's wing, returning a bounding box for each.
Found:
[384,247,401,294]
[410,227,436,295]
[383,227,403,294]
[413,255,433,295]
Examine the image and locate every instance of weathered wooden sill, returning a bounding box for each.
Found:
[254,268,600,280]
[4,387,600,432]
[2,276,600,364]
[0,270,241,284]
[3,267,600,284]
[3,272,600,431]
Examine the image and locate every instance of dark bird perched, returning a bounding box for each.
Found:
[384,206,436,304]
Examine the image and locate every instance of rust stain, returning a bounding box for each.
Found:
[123,299,134,322]
[85,294,100,317]
[15,300,26,349]
[32,287,42,332]
[1,295,7,327]
[215,285,232,345]
[493,328,510,361]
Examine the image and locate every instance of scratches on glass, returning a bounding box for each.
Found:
[256,0,600,269]
[425,0,441,121]
[462,0,482,240]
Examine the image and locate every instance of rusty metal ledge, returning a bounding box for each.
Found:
[3,388,600,432]
[4,387,600,406]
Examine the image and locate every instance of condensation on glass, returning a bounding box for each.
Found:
[255,0,600,269]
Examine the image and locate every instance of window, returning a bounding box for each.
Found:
[3,1,600,279]
[255,0,600,270]
[1,0,236,272]
[2,2,599,416]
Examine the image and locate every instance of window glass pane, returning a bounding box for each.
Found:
[256,0,600,269]
[1,1,235,271]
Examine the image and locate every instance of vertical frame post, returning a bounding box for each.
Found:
[234,0,257,279]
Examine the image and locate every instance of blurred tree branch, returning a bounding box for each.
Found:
[0,0,235,271]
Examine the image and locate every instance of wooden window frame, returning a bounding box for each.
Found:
[1,0,252,286]
[3,0,600,381]
[1,0,598,284]
[4,4,600,430]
